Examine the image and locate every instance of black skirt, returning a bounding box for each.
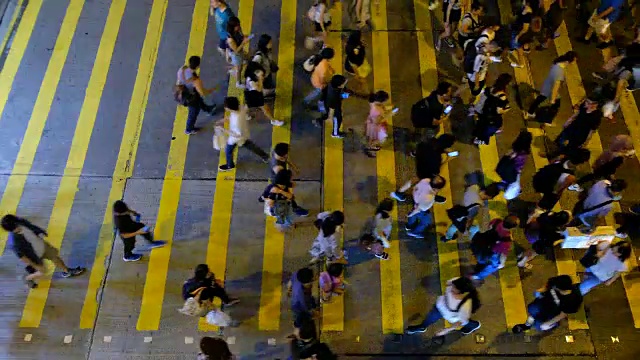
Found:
[245,90,265,108]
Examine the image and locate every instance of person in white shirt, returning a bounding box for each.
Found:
[579,240,631,295]
[309,211,346,264]
[406,175,446,239]
[466,41,500,98]
[405,277,482,338]
[218,96,269,171]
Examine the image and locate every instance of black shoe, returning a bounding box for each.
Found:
[461,321,481,335]
[596,41,613,49]
[512,323,531,334]
[434,195,447,204]
[391,191,407,202]
[185,127,201,135]
[406,325,427,334]
[219,164,235,171]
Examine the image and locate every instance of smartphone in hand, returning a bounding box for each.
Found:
[444,105,453,115]
[447,151,459,157]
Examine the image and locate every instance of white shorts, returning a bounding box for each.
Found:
[588,11,611,35]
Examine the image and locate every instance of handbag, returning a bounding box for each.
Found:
[212,126,228,151]
[173,67,198,106]
[579,244,600,268]
[206,309,232,327]
[354,59,372,78]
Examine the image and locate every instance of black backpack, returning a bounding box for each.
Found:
[532,161,572,194]
[470,225,500,257]
[496,153,518,183]
[411,97,431,128]
[463,34,488,74]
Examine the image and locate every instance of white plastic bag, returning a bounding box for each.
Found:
[206,309,232,327]
[212,127,227,151]
[503,174,521,201]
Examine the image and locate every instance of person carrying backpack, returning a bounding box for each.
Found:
[470,215,519,281]
[252,34,278,97]
[405,277,482,339]
[512,275,583,333]
[472,73,512,145]
[455,3,485,65]
[265,169,296,229]
[441,183,501,242]
[182,264,239,306]
[463,23,500,98]
[174,56,217,135]
[409,82,453,156]
[532,148,590,210]
[517,210,570,269]
[494,130,532,200]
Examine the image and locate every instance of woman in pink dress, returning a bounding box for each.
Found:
[365,90,393,157]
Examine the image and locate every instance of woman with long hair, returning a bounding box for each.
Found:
[252,34,278,97]
[198,336,234,360]
[344,30,369,93]
[405,277,481,338]
[226,16,251,88]
[243,61,283,126]
[525,51,577,119]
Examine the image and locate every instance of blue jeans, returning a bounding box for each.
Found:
[445,223,479,240]
[418,304,444,328]
[527,295,559,331]
[224,140,269,167]
[579,270,605,295]
[473,252,501,280]
[407,210,433,235]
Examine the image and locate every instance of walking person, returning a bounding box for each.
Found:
[531,148,591,210]
[512,275,583,333]
[304,47,335,112]
[182,264,239,306]
[455,2,485,64]
[405,277,482,339]
[344,30,370,94]
[261,166,310,217]
[470,215,519,281]
[580,0,625,49]
[518,210,570,269]
[226,16,252,88]
[578,240,630,295]
[472,73,512,145]
[320,74,349,138]
[176,56,217,135]
[265,169,301,229]
[525,51,577,120]
[405,176,448,239]
[437,0,463,50]
[352,0,372,29]
[364,90,393,157]
[243,61,283,126]
[441,183,501,242]
[360,198,395,260]
[113,200,166,262]
[2,215,85,288]
[569,134,635,192]
[309,212,347,265]
[305,0,331,48]
[508,0,535,68]
[319,263,345,303]
[547,96,602,161]
[217,97,270,171]
[573,179,626,231]
[614,204,640,238]
[463,38,498,99]
[252,34,278,97]
[287,267,319,332]
[494,129,532,200]
[409,82,453,156]
[211,0,235,59]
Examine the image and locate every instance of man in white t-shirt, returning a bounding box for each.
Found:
[218,97,269,171]
[406,176,446,239]
[579,240,630,295]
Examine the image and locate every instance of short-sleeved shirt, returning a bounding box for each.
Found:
[176,67,196,90]
[462,185,483,219]
[269,153,288,183]
[598,0,625,23]
[436,278,473,325]
[540,64,565,98]
[324,84,343,111]
[589,242,628,281]
[290,270,317,314]
[424,91,445,128]
[562,104,602,146]
[535,284,583,322]
[214,6,235,40]
[582,180,616,218]
[413,179,436,212]
[311,59,333,89]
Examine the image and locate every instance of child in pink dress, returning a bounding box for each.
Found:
[365,90,393,157]
[319,263,345,303]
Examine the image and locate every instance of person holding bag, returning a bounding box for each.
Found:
[579,240,631,295]
[573,179,626,231]
[495,130,532,200]
[344,30,370,93]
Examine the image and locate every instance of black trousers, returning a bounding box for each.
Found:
[122,231,153,257]
[187,96,215,131]
[527,95,547,115]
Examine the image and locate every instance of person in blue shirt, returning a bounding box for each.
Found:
[287,267,318,331]
[211,0,236,58]
[581,0,625,49]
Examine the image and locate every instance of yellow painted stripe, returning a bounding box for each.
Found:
[79,0,168,329]
[320,1,344,332]
[198,0,254,332]
[0,0,41,128]
[372,0,403,334]
[414,0,459,326]
[596,49,640,329]
[0,0,25,56]
[136,0,209,331]
[18,0,127,328]
[0,0,45,254]
[257,0,294,331]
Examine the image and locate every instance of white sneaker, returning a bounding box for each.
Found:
[271,119,284,126]
[568,184,584,192]
[616,232,628,238]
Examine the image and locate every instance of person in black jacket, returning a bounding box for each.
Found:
[517,210,571,269]
[182,264,239,306]
[2,214,85,288]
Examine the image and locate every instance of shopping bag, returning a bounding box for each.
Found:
[355,59,372,78]
[206,309,232,327]
[212,127,227,151]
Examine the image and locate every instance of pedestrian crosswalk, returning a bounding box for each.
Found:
[1,0,640,348]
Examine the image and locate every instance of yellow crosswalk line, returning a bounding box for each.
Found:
[597,48,640,328]
[0,0,69,255]
[413,0,460,326]
[372,0,403,335]
[257,0,295,331]
[321,1,344,332]
[0,0,42,131]
[0,0,25,58]
[18,0,127,329]
[198,0,255,332]
[136,0,208,331]
[79,0,168,329]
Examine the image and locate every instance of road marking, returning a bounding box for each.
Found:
[372,0,403,334]
[136,0,208,331]
[198,0,254,332]
[63,335,72,344]
[24,334,32,342]
[0,0,42,131]
[0,0,25,55]
[78,0,168,329]
[597,47,640,328]
[257,0,295,331]
[321,1,344,332]
[18,0,127,329]
[414,0,460,328]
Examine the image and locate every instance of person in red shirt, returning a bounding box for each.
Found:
[470,215,519,281]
